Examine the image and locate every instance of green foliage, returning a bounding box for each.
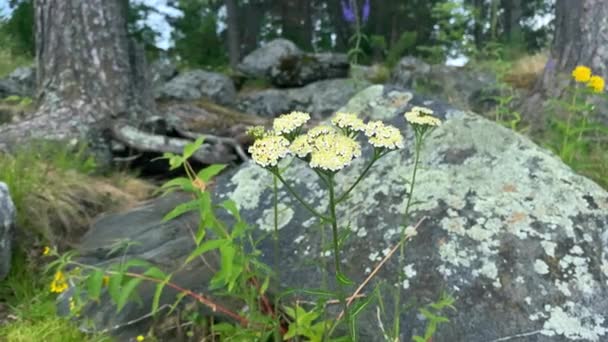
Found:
[412,292,456,342]
[385,31,417,68]
[0,0,34,57]
[172,0,227,68]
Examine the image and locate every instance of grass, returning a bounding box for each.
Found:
[0,141,156,342]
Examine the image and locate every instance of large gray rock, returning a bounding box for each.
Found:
[268,52,350,87]
[156,70,237,106]
[0,66,36,99]
[237,78,370,118]
[65,86,608,341]
[150,59,178,88]
[237,39,301,79]
[0,182,16,280]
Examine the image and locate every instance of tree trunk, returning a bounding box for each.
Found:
[501,0,523,43]
[225,0,240,68]
[522,0,608,130]
[280,0,312,50]
[0,0,239,165]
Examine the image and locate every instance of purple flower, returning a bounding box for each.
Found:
[341,0,356,23]
[362,0,370,23]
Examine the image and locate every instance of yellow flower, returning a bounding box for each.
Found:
[102,275,110,287]
[309,133,361,172]
[248,135,291,168]
[50,271,68,294]
[587,75,605,93]
[290,135,313,158]
[404,106,441,127]
[273,111,311,135]
[364,121,404,150]
[136,335,145,342]
[43,246,51,256]
[572,65,592,83]
[331,112,365,132]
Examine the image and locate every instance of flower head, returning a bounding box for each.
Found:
[341,0,356,23]
[246,125,268,140]
[249,135,290,168]
[404,106,441,127]
[572,66,592,83]
[362,0,370,23]
[332,112,366,132]
[43,246,51,256]
[364,121,404,150]
[307,125,336,139]
[137,335,145,342]
[102,275,110,287]
[50,271,68,294]
[309,133,361,172]
[290,135,313,158]
[588,75,605,93]
[273,111,310,135]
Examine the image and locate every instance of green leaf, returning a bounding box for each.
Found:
[336,272,354,285]
[220,244,236,280]
[220,199,241,221]
[117,277,143,312]
[160,177,195,194]
[198,164,227,182]
[107,273,122,304]
[144,267,167,280]
[85,270,104,301]
[183,136,205,159]
[350,294,375,318]
[162,199,199,222]
[185,239,227,264]
[152,275,171,315]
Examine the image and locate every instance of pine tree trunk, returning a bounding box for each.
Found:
[225,0,240,68]
[0,0,154,156]
[522,0,608,130]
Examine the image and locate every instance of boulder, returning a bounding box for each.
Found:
[64,86,608,341]
[390,56,501,114]
[237,78,370,118]
[237,39,301,79]
[268,52,349,87]
[0,66,36,99]
[149,59,178,88]
[0,182,16,280]
[156,70,237,106]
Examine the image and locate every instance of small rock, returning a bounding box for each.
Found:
[237,39,301,79]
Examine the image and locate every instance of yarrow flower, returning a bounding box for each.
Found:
[364,121,404,150]
[572,66,592,83]
[246,125,268,140]
[332,112,366,132]
[248,135,290,168]
[307,125,336,139]
[309,133,361,172]
[587,75,605,93]
[404,106,442,127]
[273,111,311,135]
[290,135,313,158]
[50,271,68,294]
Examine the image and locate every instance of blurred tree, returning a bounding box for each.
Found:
[0,0,156,163]
[224,0,240,67]
[1,0,34,56]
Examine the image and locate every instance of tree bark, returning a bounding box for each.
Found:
[225,0,240,68]
[0,0,240,165]
[522,0,608,130]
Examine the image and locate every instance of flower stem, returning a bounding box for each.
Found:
[272,175,281,342]
[561,87,578,160]
[328,174,354,340]
[393,133,423,338]
[336,152,380,204]
[274,172,331,222]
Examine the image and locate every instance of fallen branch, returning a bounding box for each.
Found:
[174,128,249,162]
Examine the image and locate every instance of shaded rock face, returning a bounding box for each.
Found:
[67,86,608,341]
[0,66,36,98]
[268,52,350,87]
[236,78,370,118]
[238,39,301,78]
[391,56,500,114]
[149,59,178,88]
[156,70,237,106]
[0,182,16,281]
